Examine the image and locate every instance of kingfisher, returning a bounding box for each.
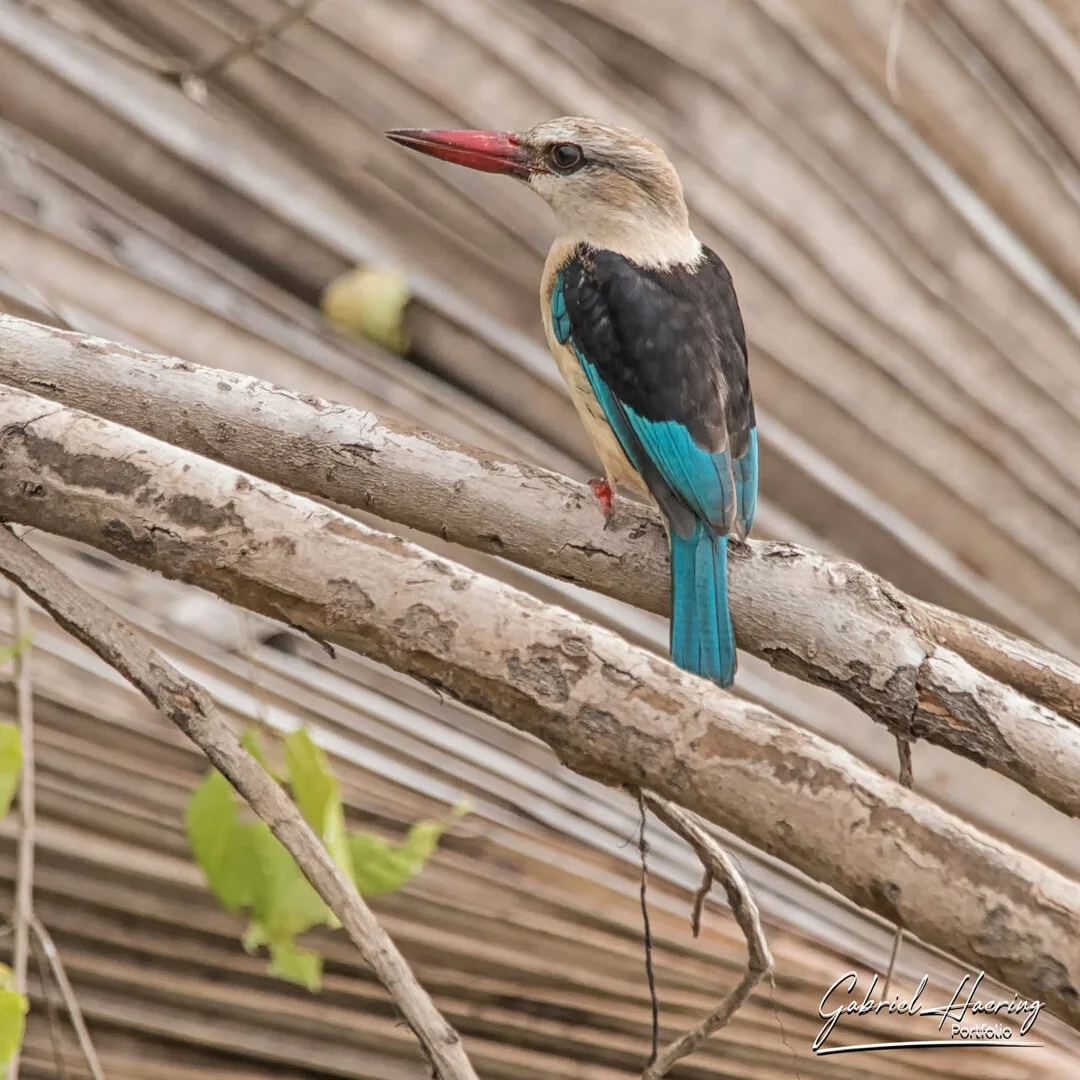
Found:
[386,118,756,688]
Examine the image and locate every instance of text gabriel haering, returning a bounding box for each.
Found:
[815,971,1043,1054]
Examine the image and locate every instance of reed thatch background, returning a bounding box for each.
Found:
[1,0,1079,1075]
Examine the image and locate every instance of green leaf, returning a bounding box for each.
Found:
[241,822,330,992]
[268,938,323,992]
[0,965,27,1067]
[245,821,329,938]
[188,733,465,993]
[348,833,410,897]
[321,266,411,353]
[241,920,269,954]
[349,801,468,898]
[284,729,354,882]
[187,739,339,991]
[0,634,31,667]
[186,769,253,913]
[0,725,22,820]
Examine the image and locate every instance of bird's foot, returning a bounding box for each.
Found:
[588,478,616,527]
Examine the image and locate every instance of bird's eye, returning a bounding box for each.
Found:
[549,143,585,173]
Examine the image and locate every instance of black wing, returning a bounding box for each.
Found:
[556,244,756,536]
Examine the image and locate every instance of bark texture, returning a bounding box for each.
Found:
[0,381,1078,1028]
[3,315,1079,816]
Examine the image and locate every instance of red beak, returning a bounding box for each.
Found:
[385,128,532,179]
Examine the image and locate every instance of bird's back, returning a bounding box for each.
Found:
[542,240,755,538]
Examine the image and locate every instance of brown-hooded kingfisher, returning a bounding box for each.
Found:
[386,118,757,688]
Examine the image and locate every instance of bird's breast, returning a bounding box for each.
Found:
[541,243,650,499]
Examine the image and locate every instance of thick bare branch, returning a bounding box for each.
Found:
[641,794,772,1079]
[2,316,1079,814]
[0,525,479,1080]
[0,385,1077,1028]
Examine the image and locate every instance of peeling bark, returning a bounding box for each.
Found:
[916,601,1080,725]
[0,382,1078,1028]
[2,316,1079,816]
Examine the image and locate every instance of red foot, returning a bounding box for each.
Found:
[588,478,615,526]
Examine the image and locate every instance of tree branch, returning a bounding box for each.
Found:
[641,794,772,1079]
[0,384,1077,1029]
[2,316,1079,815]
[0,525,479,1080]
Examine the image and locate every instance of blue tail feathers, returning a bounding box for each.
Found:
[669,522,736,688]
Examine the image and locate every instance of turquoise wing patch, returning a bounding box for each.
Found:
[551,277,572,344]
[733,427,757,537]
[552,272,737,534]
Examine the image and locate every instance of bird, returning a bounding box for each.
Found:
[386,118,756,688]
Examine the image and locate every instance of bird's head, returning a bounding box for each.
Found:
[386,117,700,267]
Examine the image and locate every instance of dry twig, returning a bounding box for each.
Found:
[882,927,906,1002]
[0,527,479,1080]
[30,931,71,1080]
[5,586,32,1080]
[882,735,914,997]
[635,791,659,1066]
[895,735,914,788]
[27,918,106,1080]
[690,869,713,939]
[641,794,773,1079]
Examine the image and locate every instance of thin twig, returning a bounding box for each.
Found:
[28,918,106,1080]
[896,735,914,789]
[642,794,773,1080]
[6,587,33,1080]
[0,527,478,1080]
[690,868,714,938]
[882,927,905,1001]
[30,933,71,1080]
[636,790,659,1067]
[883,735,914,997]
